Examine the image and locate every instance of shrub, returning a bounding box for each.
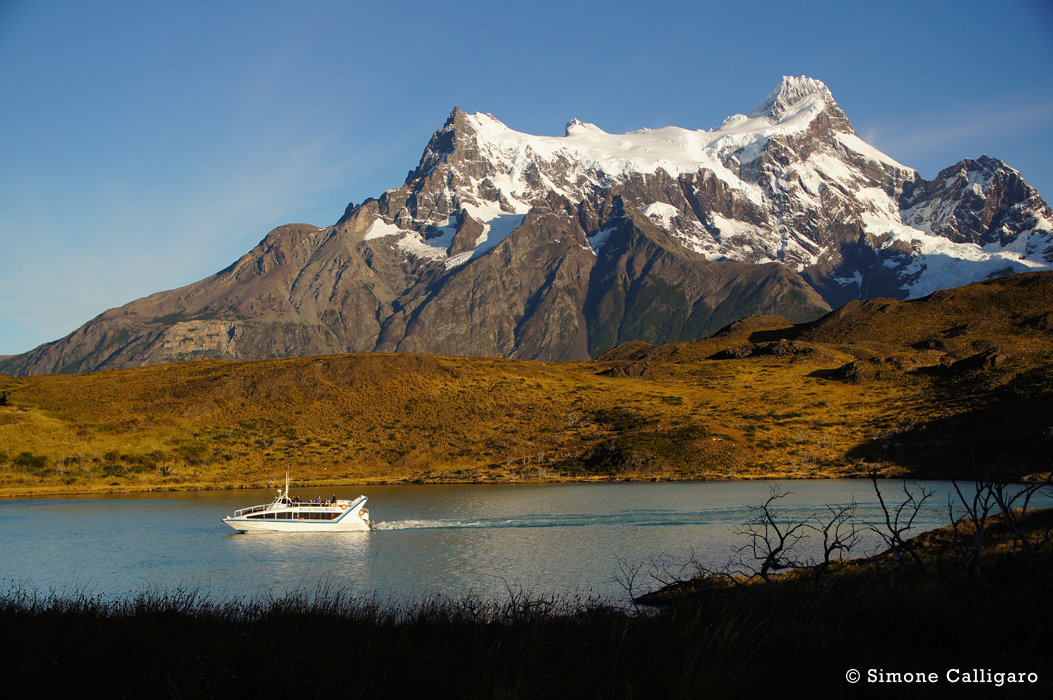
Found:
[12,452,47,472]
[101,464,127,477]
[592,407,647,432]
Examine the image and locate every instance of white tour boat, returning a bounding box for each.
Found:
[222,476,373,532]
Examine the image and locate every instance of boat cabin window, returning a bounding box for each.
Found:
[247,510,341,521]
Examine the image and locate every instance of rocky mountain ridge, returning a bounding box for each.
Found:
[3,76,1051,375]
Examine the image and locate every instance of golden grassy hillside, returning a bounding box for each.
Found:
[2,272,1051,497]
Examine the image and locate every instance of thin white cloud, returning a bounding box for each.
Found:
[860,97,1053,163]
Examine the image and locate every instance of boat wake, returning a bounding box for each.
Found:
[372,508,752,531]
[369,499,918,532]
[374,519,494,531]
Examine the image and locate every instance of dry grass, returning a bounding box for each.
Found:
[2,273,1052,497]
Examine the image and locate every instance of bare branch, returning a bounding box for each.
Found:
[734,486,813,582]
[869,472,942,589]
[804,501,861,585]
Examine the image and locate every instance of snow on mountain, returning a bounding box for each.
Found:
[365,75,1052,305]
[453,81,851,208]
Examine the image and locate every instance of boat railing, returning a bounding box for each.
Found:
[232,500,361,518]
[232,504,271,518]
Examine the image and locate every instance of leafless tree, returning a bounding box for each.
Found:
[869,472,942,589]
[735,486,812,582]
[947,472,997,582]
[947,439,1053,577]
[991,477,1053,564]
[806,502,861,586]
[619,552,743,608]
[614,557,647,612]
[735,488,862,586]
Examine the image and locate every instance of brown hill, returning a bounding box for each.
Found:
[1,273,1050,497]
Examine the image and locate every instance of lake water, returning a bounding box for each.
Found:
[2,480,1046,603]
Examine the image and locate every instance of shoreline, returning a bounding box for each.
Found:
[4,462,1046,499]
[0,466,937,500]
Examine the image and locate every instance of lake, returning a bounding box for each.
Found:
[1,480,1043,603]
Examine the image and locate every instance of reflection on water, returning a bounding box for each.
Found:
[225,532,374,593]
[1,480,1048,603]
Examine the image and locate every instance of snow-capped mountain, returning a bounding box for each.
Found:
[363,75,1051,306]
[3,76,1051,375]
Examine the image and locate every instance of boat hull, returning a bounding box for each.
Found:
[222,516,371,533]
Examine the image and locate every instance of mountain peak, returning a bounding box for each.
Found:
[565,118,606,137]
[406,107,478,182]
[749,76,835,121]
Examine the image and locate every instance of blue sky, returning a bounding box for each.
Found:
[1,0,1051,356]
